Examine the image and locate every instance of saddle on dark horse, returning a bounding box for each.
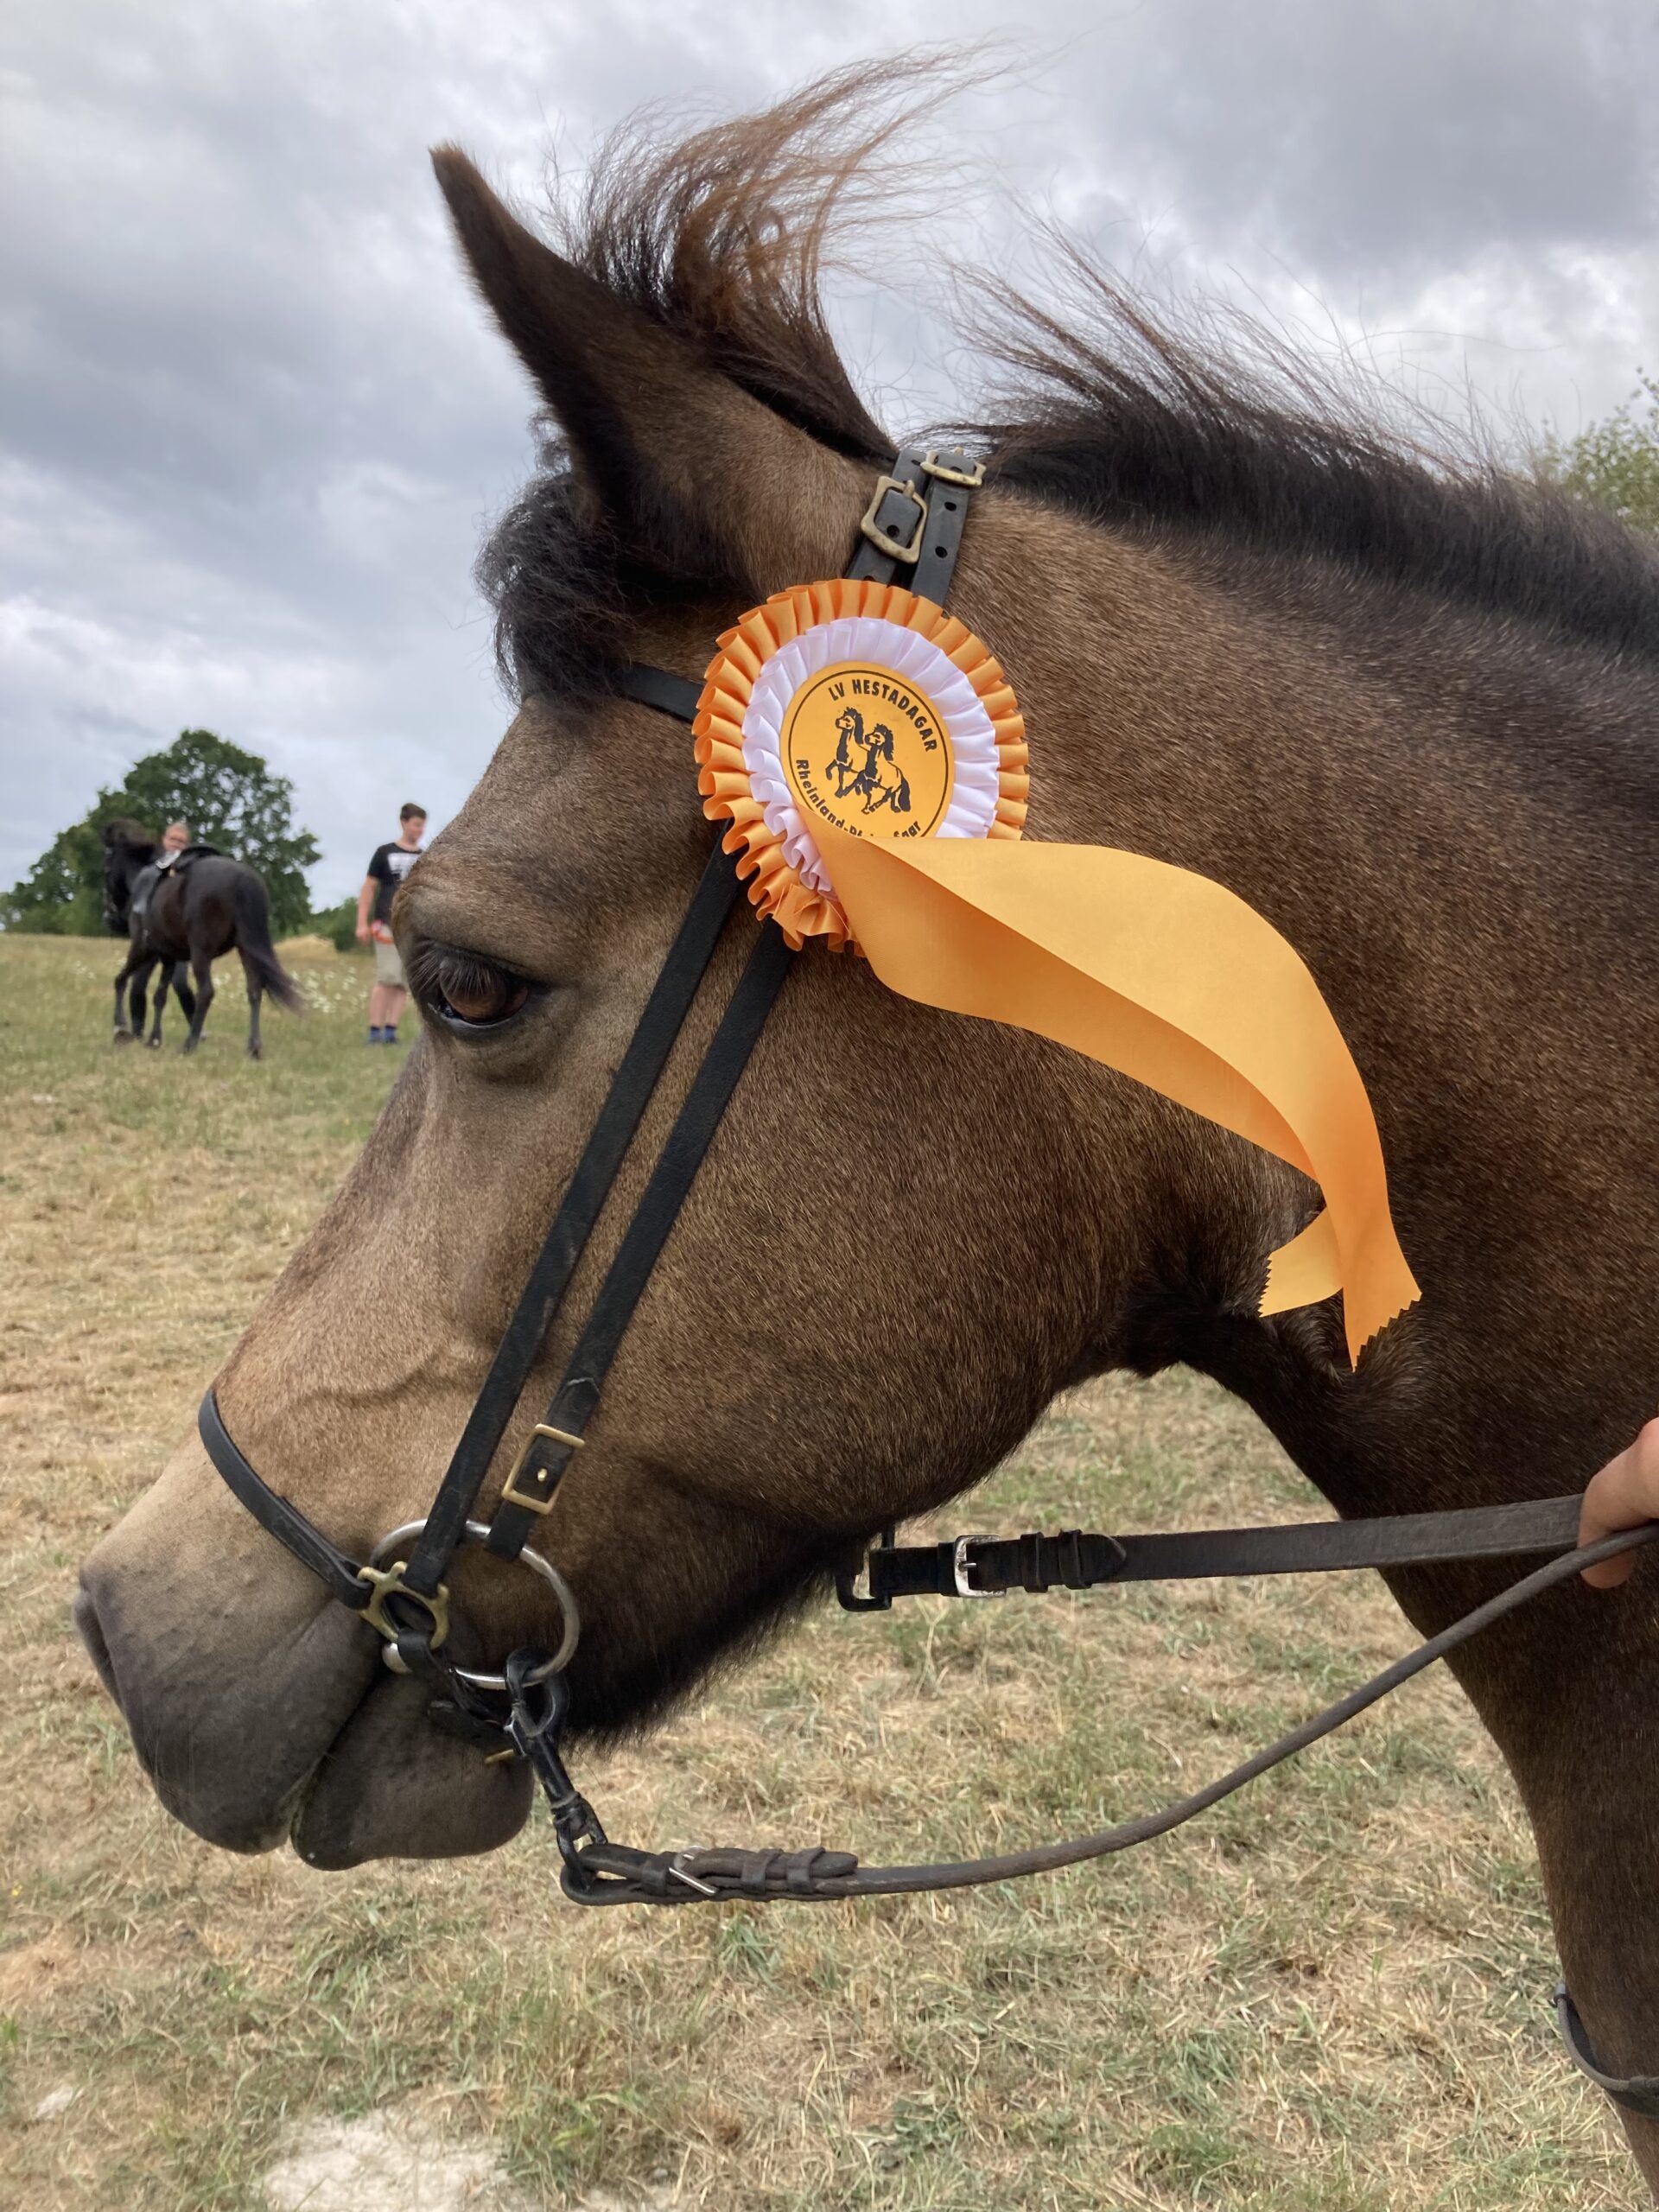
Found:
[130,843,221,931]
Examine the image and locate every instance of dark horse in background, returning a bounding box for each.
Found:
[103,821,302,1058]
[103,818,192,1046]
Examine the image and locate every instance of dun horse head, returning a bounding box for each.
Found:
[75,67,1659,2176]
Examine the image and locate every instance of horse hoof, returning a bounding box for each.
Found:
[112,1031,134,1046]
[146,1037,163,1051]
[246,1046,263,1062]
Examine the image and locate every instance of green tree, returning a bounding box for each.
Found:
[2,729,321,937]
[3,820,109,936]
[1538,372,1659,532]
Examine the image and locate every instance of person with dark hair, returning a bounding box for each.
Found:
[356,804,426,1044]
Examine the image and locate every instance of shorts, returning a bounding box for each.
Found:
[372,935,406,988]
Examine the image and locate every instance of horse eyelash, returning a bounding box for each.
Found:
[407,944,531,1026]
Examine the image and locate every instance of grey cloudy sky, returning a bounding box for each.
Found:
[5,0,1656,902]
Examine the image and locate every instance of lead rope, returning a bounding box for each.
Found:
[505,1520,1659,1907]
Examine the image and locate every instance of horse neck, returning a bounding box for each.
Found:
[980,504,1658,1508]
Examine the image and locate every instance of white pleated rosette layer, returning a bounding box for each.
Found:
[741,615,1002,898]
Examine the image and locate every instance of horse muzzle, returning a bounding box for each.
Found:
[73,1433,530,1861]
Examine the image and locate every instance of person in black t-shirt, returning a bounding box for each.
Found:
[355,804,426,1044]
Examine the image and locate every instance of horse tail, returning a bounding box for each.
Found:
[232,871,304,1013]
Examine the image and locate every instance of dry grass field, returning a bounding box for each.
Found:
[0,931,1640,2209]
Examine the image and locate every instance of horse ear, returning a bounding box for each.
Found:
[431,149,858,594]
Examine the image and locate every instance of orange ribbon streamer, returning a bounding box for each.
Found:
[817,824,1420,1363]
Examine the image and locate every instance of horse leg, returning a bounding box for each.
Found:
[1440,1577,1659,2191]
[174,971,198,1027]
[240,952,264,1061]
[130,961,151,1041]
[112,956,137,1043]
[148,963,171,1048]
[180,954,214,1054]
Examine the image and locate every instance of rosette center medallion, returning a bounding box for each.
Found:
[782,663,956,840]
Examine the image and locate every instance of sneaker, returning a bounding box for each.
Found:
[367,1027,383,1045]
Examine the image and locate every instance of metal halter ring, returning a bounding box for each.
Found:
[366,1520,581,1687]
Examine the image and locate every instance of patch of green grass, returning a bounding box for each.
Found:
[1141,2116,1256,2193]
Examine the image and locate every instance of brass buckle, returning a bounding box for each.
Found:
[920,449,986,489]
[858,474,927,563]
[356,1560,449,1649]
[500,1422,585,1516]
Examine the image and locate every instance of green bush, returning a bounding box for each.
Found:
[308,897,368,955]
[1538,372,1659,533]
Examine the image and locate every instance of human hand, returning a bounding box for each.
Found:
[1580,1417,1659,1586]
[355,921,372,943]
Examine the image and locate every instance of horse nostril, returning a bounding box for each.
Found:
[74,1583,121,1707]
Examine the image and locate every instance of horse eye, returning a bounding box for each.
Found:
[428,952,530,1028]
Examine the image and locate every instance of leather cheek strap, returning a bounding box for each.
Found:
[482,919,798,1557]
[393,837,746,1601]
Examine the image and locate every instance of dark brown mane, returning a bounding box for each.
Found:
[552,62,901,458]
[976,265,1659,663]
[479,61,1659,703]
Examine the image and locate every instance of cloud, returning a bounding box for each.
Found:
[4,0,1656,899]
[1045,0,1659,276]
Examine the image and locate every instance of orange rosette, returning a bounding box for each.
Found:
[689,576,1419,1359]
[693,578,1029,949]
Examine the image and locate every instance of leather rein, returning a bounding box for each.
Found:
[198,448,1659,2107]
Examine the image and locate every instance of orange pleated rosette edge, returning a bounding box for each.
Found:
[693,578,1029,950]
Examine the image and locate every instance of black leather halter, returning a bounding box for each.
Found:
[200,442,989,1712]
[197,448,1659,2111]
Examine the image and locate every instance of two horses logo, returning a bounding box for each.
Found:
[827,706,912,817]
[781,664,952,837]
